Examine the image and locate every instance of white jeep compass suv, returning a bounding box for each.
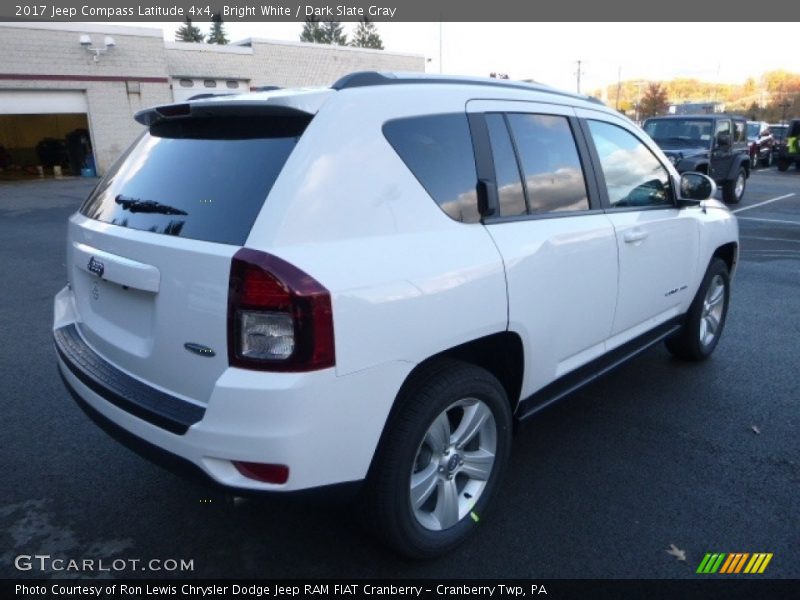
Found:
[54,72,738,558]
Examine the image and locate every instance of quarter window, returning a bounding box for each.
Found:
[383,114,479,223]
[587,120,673,208]
[506,114,589,214]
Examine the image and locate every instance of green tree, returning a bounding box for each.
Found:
[301,18,347,45]
[639,82,670,118]
[207,13,228,45]
[175,18,204,43]
[320,21,347,45]
[300,16,325,43]
[350,18,384,49]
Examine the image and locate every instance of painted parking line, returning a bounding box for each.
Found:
[732,193,796,214]
[738,217,800,226]
[740,236,800,243]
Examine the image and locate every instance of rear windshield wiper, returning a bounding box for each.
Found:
[115,195,188,216]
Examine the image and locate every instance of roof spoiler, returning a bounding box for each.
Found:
[134,102,313,127]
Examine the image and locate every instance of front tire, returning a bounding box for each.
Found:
[777,157,790,171]
[722,167,746,204]
[363,360,512,559]
[666,258,730,361]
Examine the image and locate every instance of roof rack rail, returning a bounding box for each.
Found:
[330,71,605,106]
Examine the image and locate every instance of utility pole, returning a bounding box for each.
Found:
[575,60,584,94]
[439,21,443,74]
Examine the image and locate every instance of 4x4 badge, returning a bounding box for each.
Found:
[87,256,104,278]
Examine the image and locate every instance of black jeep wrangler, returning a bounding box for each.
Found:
[643,114,751,204]
[776,119,800,172]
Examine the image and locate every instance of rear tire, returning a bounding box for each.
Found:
[362,359,512,559]
[666,258,730,361]
[777,158,790,171]
[722,167,746,204]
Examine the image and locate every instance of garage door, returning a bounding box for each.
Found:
[0,90,88,114]
[0,90,92,178]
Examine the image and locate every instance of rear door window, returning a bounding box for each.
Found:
[80,115,310,246]
[505,113,590,214]
[485,114,527,217]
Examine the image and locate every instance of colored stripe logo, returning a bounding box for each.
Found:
[696,552,773,574]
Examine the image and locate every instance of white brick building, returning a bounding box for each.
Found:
[0,23,424,175]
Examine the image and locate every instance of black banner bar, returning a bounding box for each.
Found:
[2,1,800,22]
[3,579,799,600]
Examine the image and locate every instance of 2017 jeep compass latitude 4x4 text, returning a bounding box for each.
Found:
[54,72,738,558]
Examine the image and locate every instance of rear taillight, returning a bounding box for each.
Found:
[227,248,335,371]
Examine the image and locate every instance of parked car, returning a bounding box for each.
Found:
[771,123,789,157]
[771,123,789,142]
[746,120,775,167]
[54,72,739,558]
[776,119,800,171]
[642,114,750,203]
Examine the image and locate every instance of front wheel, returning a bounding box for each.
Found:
[722,167,746,204]
[764,150,773,168]
[362,360,512,558]
[666,258,730,361]
[777,157,790,171]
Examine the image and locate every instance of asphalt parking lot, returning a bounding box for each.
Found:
[1,169,798,580]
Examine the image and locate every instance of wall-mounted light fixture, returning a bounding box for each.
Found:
[80,34,116,62]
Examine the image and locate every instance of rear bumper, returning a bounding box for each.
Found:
[58,368,362,502]
[54,289,413,492]
[55,324,203,435]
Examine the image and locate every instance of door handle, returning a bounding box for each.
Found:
[623,229,649,244]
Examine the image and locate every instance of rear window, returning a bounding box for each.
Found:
[772,125,788,140]
[80,116,310,246]
[383,113,479,223]
[735,120,747,143]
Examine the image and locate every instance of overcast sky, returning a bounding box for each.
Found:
[126,21,799,94]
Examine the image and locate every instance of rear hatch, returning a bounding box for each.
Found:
[66,93,327,405]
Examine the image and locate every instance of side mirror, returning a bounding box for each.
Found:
[679,172,716,202]
[716,133,731,147]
